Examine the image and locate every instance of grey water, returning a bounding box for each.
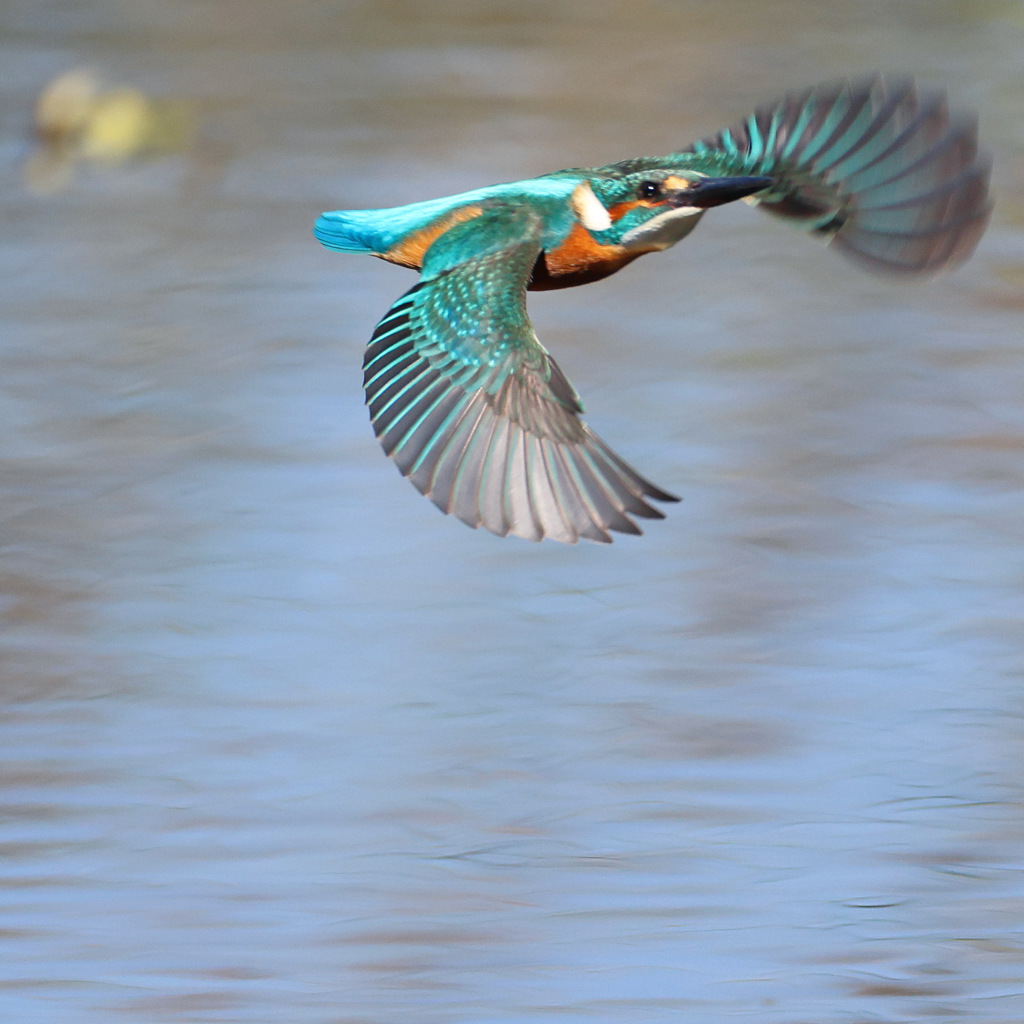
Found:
[2,2,1024,1021]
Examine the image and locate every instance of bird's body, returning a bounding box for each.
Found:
[315,75,991,544]
[316,170,766,288]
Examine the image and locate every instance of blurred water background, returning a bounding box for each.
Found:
[2,2,1024,1021]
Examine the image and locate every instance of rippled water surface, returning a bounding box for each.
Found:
[3,2,1024,1021]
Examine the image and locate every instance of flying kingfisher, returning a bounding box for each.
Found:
[315,75,991,544]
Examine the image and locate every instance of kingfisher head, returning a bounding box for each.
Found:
[574,171,773,252]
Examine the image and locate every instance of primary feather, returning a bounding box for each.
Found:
[362,204,676,543]
[607,74,991,273]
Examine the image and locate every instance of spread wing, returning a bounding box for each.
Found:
[612,75,991,274]
[362,202,677,543]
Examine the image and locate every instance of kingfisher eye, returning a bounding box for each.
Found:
[638,180,663,199]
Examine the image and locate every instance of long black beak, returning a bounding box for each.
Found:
[670,175,773,209]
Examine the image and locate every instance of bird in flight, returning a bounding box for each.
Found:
[315,75,991,544]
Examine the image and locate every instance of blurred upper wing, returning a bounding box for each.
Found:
[617,75,991,273]
[363,202,677,543]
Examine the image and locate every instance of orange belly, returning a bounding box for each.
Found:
[529,221,639,291]
[379,199,657,291]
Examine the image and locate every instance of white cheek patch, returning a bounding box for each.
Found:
[620,205,705,251]
[570,181,612,232]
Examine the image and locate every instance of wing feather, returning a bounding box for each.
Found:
[361,203,676,542]
[609,75,991,274]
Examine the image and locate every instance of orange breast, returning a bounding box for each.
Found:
[530,221,637,291]
[529,197,661,291]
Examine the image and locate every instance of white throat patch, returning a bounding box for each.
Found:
[620,205,705,251]
[570,181,612,233]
